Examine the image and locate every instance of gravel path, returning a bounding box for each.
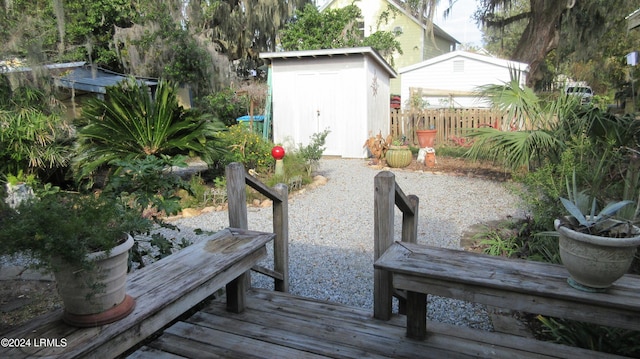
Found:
[172,158,525,330]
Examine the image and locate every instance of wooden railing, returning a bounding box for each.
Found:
[373,171,419,320]
[390,109,509,146]
[226,162,289,292]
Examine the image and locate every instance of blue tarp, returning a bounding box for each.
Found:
[236,115,265,122]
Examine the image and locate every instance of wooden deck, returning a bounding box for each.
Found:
[128,288,616,359]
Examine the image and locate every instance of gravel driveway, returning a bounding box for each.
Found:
[173,158,525,330]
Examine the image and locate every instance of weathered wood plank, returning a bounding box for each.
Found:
[1,228,273,359]
[226,163,249,230]
[272,182,289,292]
[140,289,623,359]
[126,346,189,359]
[374,172,395,320]
[375,242,640,332]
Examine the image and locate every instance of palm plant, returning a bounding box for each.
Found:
[465,75,581,172]
[0,81,74,181]
[73,77,226,180]
[0,108,74,180]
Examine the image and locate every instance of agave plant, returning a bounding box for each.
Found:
[558,172,635,236]
[73,77,226,180]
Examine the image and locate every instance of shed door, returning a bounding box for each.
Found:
[295,72,342,156]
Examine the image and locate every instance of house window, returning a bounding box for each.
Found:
[393,26,402,35]
[358,20,365,37]
[453,60,464,72]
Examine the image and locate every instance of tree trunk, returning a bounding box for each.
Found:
[511,0,568,88]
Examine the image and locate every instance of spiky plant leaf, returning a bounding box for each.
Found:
[74,77,226,180]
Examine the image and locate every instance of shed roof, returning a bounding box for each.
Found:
[0,61,86,73]
[260,47,397,78]
[627,8,640,30]
[53,66,157,94]
[399,50,529,74]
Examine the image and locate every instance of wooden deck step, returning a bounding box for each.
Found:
[132,289,621,359]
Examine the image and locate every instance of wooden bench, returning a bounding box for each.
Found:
[374,241,640,356]
[1,228,274,359]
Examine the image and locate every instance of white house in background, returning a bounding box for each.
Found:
[399,50,529,110]
[260,47,396,159]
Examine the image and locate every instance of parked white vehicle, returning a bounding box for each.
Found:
[565,85,593,104]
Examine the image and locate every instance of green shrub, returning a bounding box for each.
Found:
[199,88,249,127]
[216,124,274,173]
[102,155,193,267]
[536,316,640,357]
[297,129,330,176]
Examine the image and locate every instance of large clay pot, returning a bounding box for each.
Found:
[416,129,437,148]
[554,219,640,292]
[53,234,136,326]
[385,146,412,168]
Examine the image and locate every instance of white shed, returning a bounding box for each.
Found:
[399,50,529,109]
[260,47,397,158]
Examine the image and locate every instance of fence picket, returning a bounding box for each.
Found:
[390,109,508,146]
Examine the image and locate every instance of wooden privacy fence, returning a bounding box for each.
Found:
[390,108,509,146]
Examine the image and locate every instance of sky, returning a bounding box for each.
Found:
[435,0,484,47]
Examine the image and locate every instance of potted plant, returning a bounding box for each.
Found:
[553,189,640,292]
[0,191,152,326]
[363,132,391,165]
[385,137,412,168]
[416,125,437,148]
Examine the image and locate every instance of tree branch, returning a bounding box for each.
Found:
[483,11,531,28]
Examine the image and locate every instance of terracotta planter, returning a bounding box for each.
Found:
[385,146,412,168]
[554,219,640,292]
[53,234,136,326]
[416,129,437,148]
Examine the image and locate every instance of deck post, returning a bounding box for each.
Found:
[374,171,395,320]
[401,195,419,244]
[226,162,249,313]
[226,162,249,230]
[273,183,289,292]
[406,291,427,339]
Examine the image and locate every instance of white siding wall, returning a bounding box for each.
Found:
[365,58,391,154]
[400,54,528,110]
[271,56,367,157]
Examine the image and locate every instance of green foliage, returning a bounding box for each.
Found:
[471,78,640,217]
[102,154,196,268]
[104,155,188,217]
[467,77,580,172]
[199,88,249,126]
[536,316,640,357]
[475,226,519,257]
[0,107,74,181]
[279,4,401,65]
[280,4,361,51]
[434,144,469,158]
[0,192,152,272]
[178,174,227,209]
[73,77,226,181]
[297,129,330,176]
[122,3,214,94]
[62,0,135,65]
[216,124,274,173]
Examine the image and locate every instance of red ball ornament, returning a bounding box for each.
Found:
[271,146,285,160]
